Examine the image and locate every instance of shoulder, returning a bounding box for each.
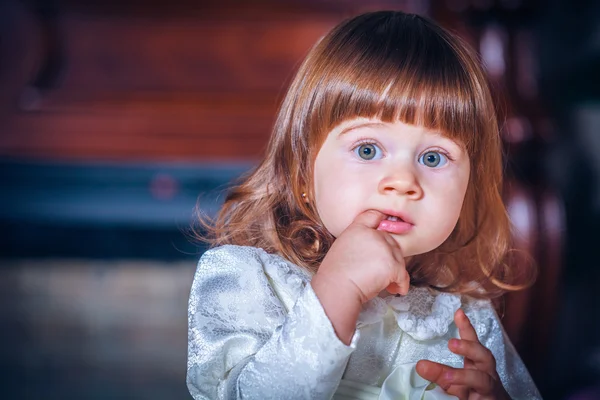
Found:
[191,245,311,310]
[197,244,310,280]
[197,244,269,271]
[189,246,289,331]
[191,245,272,304]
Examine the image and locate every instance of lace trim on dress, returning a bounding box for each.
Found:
[357,287,461,341]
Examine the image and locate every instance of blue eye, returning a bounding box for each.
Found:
[419,151,448,168]
[354,143,382,160]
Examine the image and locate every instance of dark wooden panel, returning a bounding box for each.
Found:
[52,16,334,94]
[1,1,425,162]
[1,14,333,161]
[1,95,277,160]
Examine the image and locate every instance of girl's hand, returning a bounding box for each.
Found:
[316,209,410,303]
[415,309,511,400]
[311,209,410,344]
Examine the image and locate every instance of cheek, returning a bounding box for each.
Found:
[314,170,367,238]
[447,187,468,221]
[426,181,468,238]
[314,182,357,237]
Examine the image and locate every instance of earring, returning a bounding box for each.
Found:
[301,192,309,203]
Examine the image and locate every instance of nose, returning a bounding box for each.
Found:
[378,168,423,200]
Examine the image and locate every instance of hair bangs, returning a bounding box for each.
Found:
[308,13,482,155]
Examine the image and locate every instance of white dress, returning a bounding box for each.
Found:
[187,245,542,400]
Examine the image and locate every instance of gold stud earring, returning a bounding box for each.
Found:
[301,192,309,203]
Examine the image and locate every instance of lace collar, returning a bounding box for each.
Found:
[357,287,461,341]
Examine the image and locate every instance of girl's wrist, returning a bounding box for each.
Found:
[311,272,363,345]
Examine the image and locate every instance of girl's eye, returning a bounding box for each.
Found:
[354,143,382,160]
[419,151,448,168]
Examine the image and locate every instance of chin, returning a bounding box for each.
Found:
[397,240,441,258]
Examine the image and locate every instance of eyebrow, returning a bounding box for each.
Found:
[338,121,386,136]
[336,121,462,150]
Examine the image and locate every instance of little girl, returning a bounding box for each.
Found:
[187,10,541,400]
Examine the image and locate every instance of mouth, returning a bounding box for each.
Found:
[383,211,413,225]
[378,211,414,234]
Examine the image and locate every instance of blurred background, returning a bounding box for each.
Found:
[0,0,599,399]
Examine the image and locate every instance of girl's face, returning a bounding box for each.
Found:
[313,118,470,257]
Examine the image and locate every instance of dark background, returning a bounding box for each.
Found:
[1,0,599,399]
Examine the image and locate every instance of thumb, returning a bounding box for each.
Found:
[351,209,387,229]
[416,360,454,392]
[386,268,410,295]
[416,360,445,383]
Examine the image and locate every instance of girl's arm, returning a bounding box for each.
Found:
[186,245,356,400]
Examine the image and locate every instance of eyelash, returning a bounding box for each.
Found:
[425,147,454,162]
[352,138,381,149]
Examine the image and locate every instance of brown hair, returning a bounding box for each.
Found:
[199,11,536,299]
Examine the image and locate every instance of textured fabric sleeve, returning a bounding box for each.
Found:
[186,245,356,400]
[464,302,542,400]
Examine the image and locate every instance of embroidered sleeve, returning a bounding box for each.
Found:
[186,245,356,400]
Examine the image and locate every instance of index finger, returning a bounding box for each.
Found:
[455,309,479,342]
[453,309,480,370]
[351,209,387,229]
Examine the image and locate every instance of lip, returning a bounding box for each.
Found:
[376,210,414,235]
